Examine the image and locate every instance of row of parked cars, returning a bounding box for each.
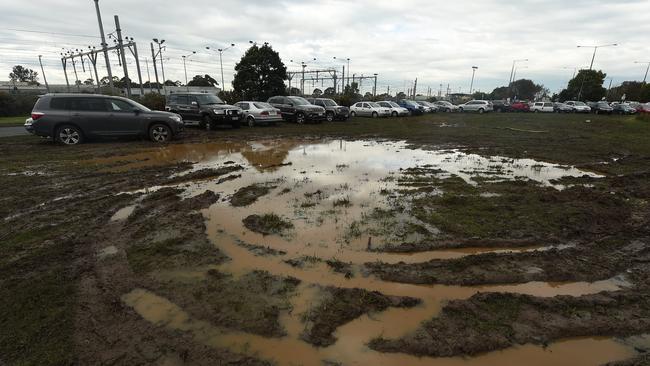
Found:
[25,92,650,145]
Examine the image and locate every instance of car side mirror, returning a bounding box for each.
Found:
[191,101,198,106]
[133,108,141,115]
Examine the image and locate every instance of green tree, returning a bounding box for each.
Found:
[218,90,242,105]
[187,74,219,87]
[608,81,645,101]
[233,44,287,101]
[489,86,509,100]
[83,78,94,85]
[510,79,544,100]
[164,80,182,87]
[395,92,407,100]
[9,65,39,85]
[558,70,606,101]
[312,88,322,96]
[323,87,335,96]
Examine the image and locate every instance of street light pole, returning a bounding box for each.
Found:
[469,66,478,95]
[38,55,49,92]
[634,61,650,84]
[577,44,618,70]
[333,57,350,87]
[182,51,196,91]
[206,43,235,91]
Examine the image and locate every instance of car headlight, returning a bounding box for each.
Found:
[213,109,225,114]
[169,115,182,123]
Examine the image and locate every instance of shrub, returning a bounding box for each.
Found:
[135,93,166,111]
[0,92,39,117]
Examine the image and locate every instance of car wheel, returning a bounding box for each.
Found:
[459,107,464,113]
[534,109,539,113]
[56,124,83,145]
[391,111,398,117]
[350,111,356,117]
[201,115,212,130]
[247,116,255,127]
[149,123,171,143]
[372,111,378,118]
[296,112,306,124]
[478,108,485,114]
[325,112,334,122]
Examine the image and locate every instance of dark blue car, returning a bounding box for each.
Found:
[398,100,425,116]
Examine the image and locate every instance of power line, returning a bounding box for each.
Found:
[3,28,100,39]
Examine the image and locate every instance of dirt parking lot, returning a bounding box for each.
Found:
[1,113,649,365]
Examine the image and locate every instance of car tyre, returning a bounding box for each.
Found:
[296,112,306,124]
[391,111,398,117]
[350,111,356,117]
[201,115,211,130]
[149,123,172,143]
[247,116,255,127]
[459,107,464,113]
[56,124,83,145]
[325,112,334,122]
[372,111,378,118]
[478,108,485,114]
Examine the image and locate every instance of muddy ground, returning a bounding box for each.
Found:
[1,112,650,365]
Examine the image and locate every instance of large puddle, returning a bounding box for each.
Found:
[103,139,639,365]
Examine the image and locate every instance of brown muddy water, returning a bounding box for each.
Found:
[106,139,638,365]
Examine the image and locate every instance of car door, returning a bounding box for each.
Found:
[186,95,202,121]
[361,103,371,116]
[68,97,110,136]
[106,98,145,135]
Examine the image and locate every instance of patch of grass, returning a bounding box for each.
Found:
[333,196,352,207]
[0,116,26,126]
[126,236,223,273]
[242,214,294,235]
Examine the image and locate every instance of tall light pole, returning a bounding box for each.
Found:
[206,43,235,91]
[38,55,49,92]
[634,61,650,84]
[93,0,114,91]
[469,66,478,95]
[577,43,617,70]
[182,51,196,91]
[509,59,528,85]
[333,57,350,87]
[153,38,166,81]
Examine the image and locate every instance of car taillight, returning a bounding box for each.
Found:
[260,111,269,116]
[31,112,44,120]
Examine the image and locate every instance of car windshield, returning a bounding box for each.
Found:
[405,101,418,107]
[389,102,400,108]
[438,101,451,106]
[288,97,311,106]
[574,102,586,106]
[194,94,224,105]
[321,99,338,106]
[129,99,152,112]
[253,102,273,109]
[369,102,381,108]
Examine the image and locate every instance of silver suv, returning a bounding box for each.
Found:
[25,93,184,145]
[459,100,493,113]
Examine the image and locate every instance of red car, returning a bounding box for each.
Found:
[509,101,530,112]
[636,103,650,114]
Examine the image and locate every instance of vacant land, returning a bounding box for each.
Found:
[1,113,649,365]
[0,116,26,126]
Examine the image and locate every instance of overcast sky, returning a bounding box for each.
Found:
[2,0,649,95]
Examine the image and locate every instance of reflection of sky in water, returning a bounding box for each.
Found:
[189,140,600,190]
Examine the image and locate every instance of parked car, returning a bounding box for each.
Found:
[459,100,493,113]
[24,93,183,145]
[306,98,349,121]
[564,101,591,113]
[509,101,530,112]
[434,101,459,112]
[398,100,425,115]
[636,102,650,114]
[530,102,555,113]
[165,92,241,129]
[590,101,614,115]
[553,102,574,113]
[267,96,325,124]
[349,102,391,118]
[377,101,410,117]
[234,101,282,127]
[610,102,637,115]
[415,101,438,113]
[491,100,510,113]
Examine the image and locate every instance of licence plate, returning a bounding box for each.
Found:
[231,117,239,121]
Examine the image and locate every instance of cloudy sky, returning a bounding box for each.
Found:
[2,0,649,95]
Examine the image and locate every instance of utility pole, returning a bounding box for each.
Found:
[412,78,418,99]
[181,51,195,91]
[130,41,144,95]
[93,0,114,91]
[373,73,378,96]
[38,55,49,92]
[150,43,161,93]
[71,57,80,91]
[387,85,390,96]
[114,15,131,97]
[145,58,152,92]
[469,66,478,95]
[61,58,70,92]
[634,61,650,84]
[301,63,306,95]
[578,44,617,71]
[341,66,345,93]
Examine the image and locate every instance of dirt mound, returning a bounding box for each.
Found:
[165,165,244,184]
[243,214,294,235]
[301,287,420,347]
[231,183,276,207]
[369,291,650,357]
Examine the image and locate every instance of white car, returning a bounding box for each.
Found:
[434,101,459,112]
[459,100,492,113]
[564,101,591,113]
[350,102,391,118]
[234,101,282,126]
[377,101,410,117]
[530,102,554,113]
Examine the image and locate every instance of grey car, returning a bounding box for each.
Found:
[434,101,459,112]
[459,100,493,113]
[234,101,283,127]
[25,93,183,145]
